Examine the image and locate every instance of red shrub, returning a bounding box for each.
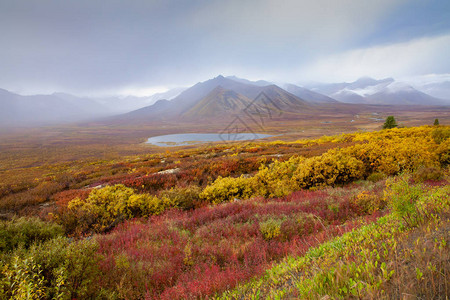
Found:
[95,185,383,299]
[54,189,91,207]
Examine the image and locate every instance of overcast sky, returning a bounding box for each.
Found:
[1,0,449,96]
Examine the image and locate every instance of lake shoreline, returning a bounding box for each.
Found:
[146,133,273,147]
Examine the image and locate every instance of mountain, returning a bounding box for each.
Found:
[283,84,338,103]
[167,75,265,115]
[118,75,311,122]
[183,86,255,118]
[0,89,113,127]
[347,76,394,90]
[0,86,188,127]
[308,77,447,105]
[408,81,450,101]
[308,77,394,97]
[364,82,447,105]
[256,85,309,111]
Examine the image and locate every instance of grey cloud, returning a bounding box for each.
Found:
[0,0,448,96]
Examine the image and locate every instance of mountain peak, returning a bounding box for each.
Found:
[206,75,231,85]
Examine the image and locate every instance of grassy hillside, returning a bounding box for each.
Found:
[0,125,448,299]
[219,176,449,299]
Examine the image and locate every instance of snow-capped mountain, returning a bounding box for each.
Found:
[309,77,448,105]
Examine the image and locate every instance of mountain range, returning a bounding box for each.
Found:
[307,77,447,105]
[0,88,184,126]
[0,89,110,127]
[0,75,448,127]
[115,75,313,123]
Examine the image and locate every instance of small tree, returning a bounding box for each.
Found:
[383,116,397,129]
[434,118,439,126]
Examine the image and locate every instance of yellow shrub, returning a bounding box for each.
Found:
[67,185,171,231]
[431,126,450,144]
[436,139,450,166]
[291,151,365,189]
[158,185,202,210]
[127,193,174,216]
[200,126,447,205]
[253,156,305,198]
[342,129,439,175]
[199,176,256,204]
[68,185,134,222]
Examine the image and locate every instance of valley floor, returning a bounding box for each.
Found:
[0,122,449,299]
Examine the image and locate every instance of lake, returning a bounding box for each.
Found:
[146,133,273,147]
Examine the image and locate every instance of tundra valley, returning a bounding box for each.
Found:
[1,1,450,299]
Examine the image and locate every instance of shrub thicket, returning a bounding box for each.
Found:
[0,217,64,252]
[0,237,102,299]
[65,184,175,233]
[58,126,449,233]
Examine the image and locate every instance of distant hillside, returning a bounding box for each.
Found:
[0,89,112,127]
[93,87,185,114]
[408,80,450,101]
[0,86,187,127]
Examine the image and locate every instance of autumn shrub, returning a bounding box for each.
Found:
[412,166,443,183]
[280,213,317,241]
[0,237,102,299]
[291,151,365,189]
[0,185,63,213]
[159,185,203,210]
[201,151,364,204]
[221,179,449,300]
[0,217,64,252]
[65,184,175,233]
[54,189,91,208]
[436,138,450,166]
[431,125,450,144]
[97,221,188,299]
[253,156,305,197]
[192,127,445,207]
[0,181,33,199]
[350,191,386,214]
[0,256,46,299]
[25,237,102,299]
[345,127,441,175]
[119,173,178,193]
[200,176,256,204]
[96,185,372,299]
[31,181,66,203]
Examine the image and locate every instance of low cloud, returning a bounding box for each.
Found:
[298,34,450,83]
[0,0,448,95]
